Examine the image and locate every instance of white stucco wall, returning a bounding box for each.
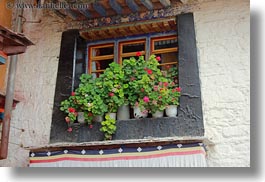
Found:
[0,0,249,167]
[194,0,250,167]
[0,10,66,167]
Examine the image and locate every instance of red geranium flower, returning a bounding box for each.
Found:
[109,92,114,97]
[156,56,161,62]
[176,87,182,92]
[136,51,141,57]
[163,82,168,87]
[71,92,75,96]
[68,107,75,113]
[67,127,73,132]
[147,69,152,75]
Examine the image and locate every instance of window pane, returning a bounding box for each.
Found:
[154,38,178,50]
[122,42,145,53]
[91,59,114,72]
[92,46,114,56]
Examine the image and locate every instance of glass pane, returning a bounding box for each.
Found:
[92,46,114,56]
[154,38,177,50]
[155,52,178,71]
[91,59,114,72]
[122,42,145,53]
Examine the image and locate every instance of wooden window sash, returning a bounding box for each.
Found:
[119,39,146,64]
[89,43,114,74]
[151,35,178,54]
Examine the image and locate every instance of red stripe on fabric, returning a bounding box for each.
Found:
[30,150,205,164]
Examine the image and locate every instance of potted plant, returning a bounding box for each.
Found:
[100,62,125,119]
[100,114,117,140]
[165,86,181,117]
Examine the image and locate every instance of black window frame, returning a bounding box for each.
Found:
[50,13,204,143]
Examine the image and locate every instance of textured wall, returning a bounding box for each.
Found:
[0,0,249,167]
[194,0,250,167]
[0,9,66,167]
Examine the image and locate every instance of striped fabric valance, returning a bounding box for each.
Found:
[29,143,207,167]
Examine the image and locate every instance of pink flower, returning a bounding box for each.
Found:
[136,51,141,57]
[163,82,169,87]
[109,92,114,97]
[68,107,75,113]
[156,56,161,61]
[147,69,152,75]
[159,82,163,86]
[143,96,150,103]
[65,117,70,123]
[67,127,73,132]
[176,87,182,92]
[89,124,93,129]
[71,92,75,96]
[153,85,158,91]
[142,110,148,114]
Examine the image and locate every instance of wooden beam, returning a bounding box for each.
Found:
[65,9,79,20]
[78,8,92,19]
[140,0,153,10]
[109,0,123,14]
[159,0,171,7]
[93,2,107,17]
[125,0,139,13]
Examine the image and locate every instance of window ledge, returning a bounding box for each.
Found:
[25,136,214,152]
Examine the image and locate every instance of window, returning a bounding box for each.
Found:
[119,39,146,63]
[51,13,204,143]
[87,34,178,75]
[88,43,114,78]
[151,35,178,70]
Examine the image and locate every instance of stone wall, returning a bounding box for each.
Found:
[0,0,250,167]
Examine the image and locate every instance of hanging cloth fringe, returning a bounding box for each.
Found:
[29,143,207,167]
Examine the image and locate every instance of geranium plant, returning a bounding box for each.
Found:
[100,62,125,113]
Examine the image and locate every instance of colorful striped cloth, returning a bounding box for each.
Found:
[29,143,207,167]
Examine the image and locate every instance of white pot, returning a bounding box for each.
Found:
[107,113,117,120]
[165,105,178,117]
[133,106,148,119]
[152,110,164,118]
[77,112,85,124]
[117,104,130,120]
[92,115,104,122]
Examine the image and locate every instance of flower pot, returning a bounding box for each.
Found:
[133,106,148,119]
[107,113,117,120]
[152,110,164,118]
[77,112,85,124]
[165,105,178,117]
[92,115,104,122]
[117,104,130,120]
